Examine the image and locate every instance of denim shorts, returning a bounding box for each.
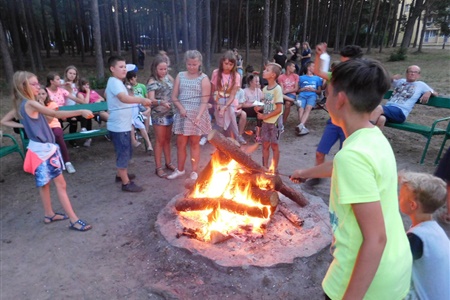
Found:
[317,119,345,155]
[35,151,63,187]
[284,93,296,104]
[261,123,279,144]
[109,131,133,169]
[382,105,406,123]
[296,94,317,109]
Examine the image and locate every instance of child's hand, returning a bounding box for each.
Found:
[141,99,152,107]
[256,112,265,120]
[81,110,94,119]
[179,107,187,117]
[289,170,307,184]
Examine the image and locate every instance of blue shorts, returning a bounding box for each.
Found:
[317,119,345,155]
[35,151,63,187]
[382,105,406,123]
[296,94,317,109]
[284,93,296,104]
[109,131,133,169]
[261,123,279,144]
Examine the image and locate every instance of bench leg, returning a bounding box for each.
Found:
[420,135,433,165]
[435,135,449,165]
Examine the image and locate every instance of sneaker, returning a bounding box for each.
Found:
[69,141,80,148]
[295,123,304,135]
[167,169,185,180]
[279,125,285,134]
[83,138,92,147]
[133,141,141,148]
[122,181,143,192]
[115,173,136,182]
[65,162,76,174]
[299,126,310,135]
[190,172,198,180]
[199,136,208,146]
[81,128,87,132]
[237,135,247,145]
[104,135,111,141]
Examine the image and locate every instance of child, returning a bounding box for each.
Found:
[278,60,299,129]
[37,87,76,174]
[168,50,211,180]
[77,78,109,123]
[0,71,93,231]
[256,63,283,171]
[242,74,264,143]
[398,171,450,300]
[105,56,152,192]
[291,59,412,299]
[126,71,153,152]
[211,50,246,144]
[295,61,323,135]
[435,147,450,224]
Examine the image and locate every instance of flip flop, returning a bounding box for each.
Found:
[44,212,68,224]
[69,219,92,232]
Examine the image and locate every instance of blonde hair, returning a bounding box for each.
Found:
[267,63,282,78]
[12,71,37,119]
[185,50,203,73]
[399,171,447,213]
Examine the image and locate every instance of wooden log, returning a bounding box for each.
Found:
[278,202,304,227]
[247,187,279,207]
[175,197,270,218]
[234,173,283,191]
[208,130,309,207]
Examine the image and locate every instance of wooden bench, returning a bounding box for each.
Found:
[0,131,24,160]
[20,101,109,150]
[382,91,450,164]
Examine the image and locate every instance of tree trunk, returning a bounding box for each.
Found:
[269,0,278,57]
[367,0,381,54]
[245,0,250,65]
[380,0,393,52]
[233,0,244,48]
[171,0,180,68]
[334,0,342,52]
[25,0,43,70]
[40,0,51,58]
[412,13,422,48]
[393,0,406,47]
[91,0,104,81]
[181,0,189,51]
[113,0,121,55]
[75,0,85,62]
[212,0,220,53]
[303,0,309,42]
[342,0,356,47]
[281,0,290,54]
[261,0,270,69]
[188,0,197,50]
[400,0,426,49]
[204,0,212,75]
[18,0,36,72]
[363,0,375,48]
[50,0,64,55]
[352,0,365,45]
[417,6,429,52]
[197,0,204,53]
[8,1,24,70]
[387,0,400,47]
[0,19,14,85]
[126,0,136,64]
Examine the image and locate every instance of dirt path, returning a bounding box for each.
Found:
[1,106,449,299]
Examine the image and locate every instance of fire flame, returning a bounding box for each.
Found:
[180,155,273,242]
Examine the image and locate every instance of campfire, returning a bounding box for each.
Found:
[175,130,309,243]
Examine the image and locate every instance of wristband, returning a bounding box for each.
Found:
[158,100,161,105]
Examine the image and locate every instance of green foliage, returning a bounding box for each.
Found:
[389,48,408,62]
[89,77,109,90]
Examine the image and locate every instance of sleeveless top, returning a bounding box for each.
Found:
[20,100,55,143]
[172,72,211,136]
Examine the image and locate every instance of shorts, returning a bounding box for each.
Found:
[152,114,174,126]
[109,131,133,169]
[382,105,406,123]
[435,147,450,181]
[317,119,345,155]
[284,93,296,104]
[261,123,279,144]
[296,94,317,109]
[35,152,63,187]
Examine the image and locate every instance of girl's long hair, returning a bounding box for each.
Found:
[12,71,37,119]
[149,54,168,82]
[39,86,52,106]
[78,77,90,93]
[46,72,59,88]
[217,50,237,92]
[63,65,79,94]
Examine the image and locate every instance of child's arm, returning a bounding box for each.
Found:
[77,90,90,104]
[66,93,85,105]
[171,74,186,117]
[26,100,94,120]
[0,110,24,128]
[343,202,387,300]
[257,103,282,120]
[314,43,330,81]
[117,92,152,107]
[195,76,211,124]
[290,161,333,182]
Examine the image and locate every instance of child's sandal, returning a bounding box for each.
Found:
[165,163,176,171]
[155,167,168,178]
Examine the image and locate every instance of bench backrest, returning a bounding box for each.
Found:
[59,101,107,112]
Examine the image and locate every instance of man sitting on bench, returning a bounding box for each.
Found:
[370,65,438,128]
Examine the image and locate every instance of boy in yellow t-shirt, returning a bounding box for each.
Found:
[256,63,283,172]
[291,59,412,299]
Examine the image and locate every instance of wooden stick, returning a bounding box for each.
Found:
[278,202,304,227]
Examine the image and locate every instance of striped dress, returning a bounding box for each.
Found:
[172,72,212,136]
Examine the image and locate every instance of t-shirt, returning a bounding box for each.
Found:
[262,84,283,124]
[301,49,311,66]
[386,79,434,118]
[243,87,264,106]
[78,90,102,104]
[46,101,61,129]
[273,53,287,69]
[132,83,148,98]
[105,77,134,132]
[299,75,323,98]
[211,69,241,98]
[278,73,299,95]
[323,127,412,300]
[46,87,69,107]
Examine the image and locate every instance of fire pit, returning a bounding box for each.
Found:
[156,131,332,267]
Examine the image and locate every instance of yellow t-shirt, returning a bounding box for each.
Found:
[262,84,283,124]
[323,127,412,300]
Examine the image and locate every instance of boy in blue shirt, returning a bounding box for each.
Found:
[106,56,152,192]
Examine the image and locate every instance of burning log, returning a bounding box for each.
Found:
[247,187,279,207]
[234,173,283,191]
[207,130,309,207]
[278,202,304,227]
[175,197,270,219]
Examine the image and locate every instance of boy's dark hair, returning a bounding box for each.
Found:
[108,56,125,68]
[46,72,59,87]
[285,60,295,68]
[126,71,137,81]
[331,59,390,113]
[340,45,363,59]
[245,65,255,74]
[305,61,314,69]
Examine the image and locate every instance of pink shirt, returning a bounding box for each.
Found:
[78,90,102,103]
[211,69,241,97]
[46,87,69,106]
[278,73,299,94]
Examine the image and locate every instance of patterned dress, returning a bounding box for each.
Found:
[172,72,211,136]
[147,76,174,126]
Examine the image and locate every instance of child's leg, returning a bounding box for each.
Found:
[153,125,164,168]
[176,135,189,171]
[52,128,70,163]
[130,125,140,147]
[52,175,79,222]
[39,183,56,217]
[238,110,247,135]
[189,135,201,173]
[271,143,280,171]
[163,125,173,165]
[300,105,313,126]
[262,142,270,168]
[138,128,153,151]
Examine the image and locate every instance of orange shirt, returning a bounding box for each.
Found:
[46,101,61,129]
